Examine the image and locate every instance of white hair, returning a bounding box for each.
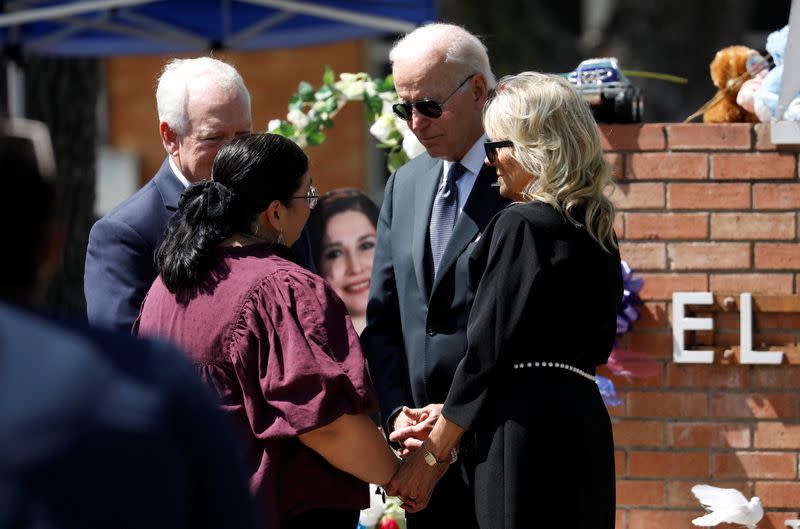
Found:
[390,23,496,88]
[156,57,251,135]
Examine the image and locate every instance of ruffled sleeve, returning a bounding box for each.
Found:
[228,265,378,440]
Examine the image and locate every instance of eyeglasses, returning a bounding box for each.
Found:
[293,182,319,209]
[484,140,514,164]
[392,73,476,121]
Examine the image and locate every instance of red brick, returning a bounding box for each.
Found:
[619,242,666,270]
[756,123,800,152]
[754,366,800,388]
[616,449,627,477]
[711,393,796,419]
[668,183,750,209]
[627,391,707,417]
[667,480,751,507]
[627,331,673,358]
[668,242,751,270]
[709,273,796,295]
[624,212,708,240]
[612,419,664,447]
[755,422,800,449]
[630,450,709,478]
[753,183,800,209]
[714,451,798,479]
[604,365,665,389]
[615,510,625,529]
[712,152,797,180]
[755,481,800,508]
[628,509,698,529]
[667,123,752,150]
[614,211,625,236]
[637,302,668,329]
[628,152,708,180]
[617,479,665,506]
[763,512,800,529]
[605,152,624,180]
[599,123,666,152]
[639,273,708,301]
[610,182,665,210]
[711,212,796,240]
[667,422,750,448]
[755,243,800,269]
[667,364,748,389]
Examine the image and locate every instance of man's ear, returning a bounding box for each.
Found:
[472,74,489,106]
[160,122,179,156]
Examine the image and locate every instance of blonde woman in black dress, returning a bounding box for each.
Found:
[388,72,621,529]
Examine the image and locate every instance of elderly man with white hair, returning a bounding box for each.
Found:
[85,57,252,331]
[361,23,509,529]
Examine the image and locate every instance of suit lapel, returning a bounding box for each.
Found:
[412,158,443,298]
[431,163,504,295]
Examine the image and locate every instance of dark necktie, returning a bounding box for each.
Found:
[429,162,467,278]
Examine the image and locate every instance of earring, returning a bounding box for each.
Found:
[276,220,285,245]
[253,224,260,236]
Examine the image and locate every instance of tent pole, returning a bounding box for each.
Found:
[6,59,24,118]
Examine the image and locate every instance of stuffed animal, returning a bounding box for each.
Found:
[753,25,800,121]
[703,45,760,123]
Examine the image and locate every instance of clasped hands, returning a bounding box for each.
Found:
[383,403,450,513]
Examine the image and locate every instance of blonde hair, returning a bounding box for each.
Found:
[483,72,617,252]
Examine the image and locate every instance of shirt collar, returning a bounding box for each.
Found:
[168,157,191,188]
[443,133,488,179]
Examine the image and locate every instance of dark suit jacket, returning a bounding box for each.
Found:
[0,303,260,529]
[362,152,509,430]
[84,158,317,333]
[84,158,182,332]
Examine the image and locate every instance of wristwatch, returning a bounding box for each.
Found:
[421,442,458,467]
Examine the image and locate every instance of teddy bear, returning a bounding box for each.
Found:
[753,25,800,121]
[703,45,760,123]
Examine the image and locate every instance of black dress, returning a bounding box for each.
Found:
[443,201,622,529]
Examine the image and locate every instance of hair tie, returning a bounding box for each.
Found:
[204,180,233,219]
[179,180,234,219]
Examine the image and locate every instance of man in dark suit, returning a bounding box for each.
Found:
[361,23,508,529]
[84,57,252,331]
[1,120,261,529]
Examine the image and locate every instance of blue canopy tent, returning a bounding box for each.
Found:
[1,0,436,114]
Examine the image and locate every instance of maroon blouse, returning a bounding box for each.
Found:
[135,243,378,529]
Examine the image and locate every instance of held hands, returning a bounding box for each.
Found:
[389,403,443,457]
[384,444,449,513]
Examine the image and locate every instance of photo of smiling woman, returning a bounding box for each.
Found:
[307,189,380,335]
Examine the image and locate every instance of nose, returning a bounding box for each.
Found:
[345,252,363,274]
[409,109,430,131]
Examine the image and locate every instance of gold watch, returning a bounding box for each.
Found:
[422,442,458,467]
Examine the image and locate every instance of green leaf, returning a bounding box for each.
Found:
[307,129,326,146]
[315,85,333,101]
[377,74,395,92]
[298,81,314,102]
[271,122,296,138]
[289,94,303,110]
[324,97,338,113]
[387,148,408,173]
[302,121,322,135]
[323,66,335,87]
[321,118,333,129]
[364,92,383,118]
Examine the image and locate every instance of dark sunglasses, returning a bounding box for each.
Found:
[392,73,476,121]
[484,140,513,164]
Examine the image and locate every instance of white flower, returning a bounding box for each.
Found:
[335,72,370,100]
[402,130,426,159]
[369,113,395,143]
[267,119,282,132]
[286,108,310,128]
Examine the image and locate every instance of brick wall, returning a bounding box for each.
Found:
[600,123,800,528]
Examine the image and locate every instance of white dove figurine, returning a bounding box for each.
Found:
[691,484,763,529]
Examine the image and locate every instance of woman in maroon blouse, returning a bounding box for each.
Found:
[135,133,400,529]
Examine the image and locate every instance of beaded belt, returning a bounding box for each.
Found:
[512,361,596,382]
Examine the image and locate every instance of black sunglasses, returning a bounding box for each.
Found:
[484,140,514,164]
[392,73,476,121]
